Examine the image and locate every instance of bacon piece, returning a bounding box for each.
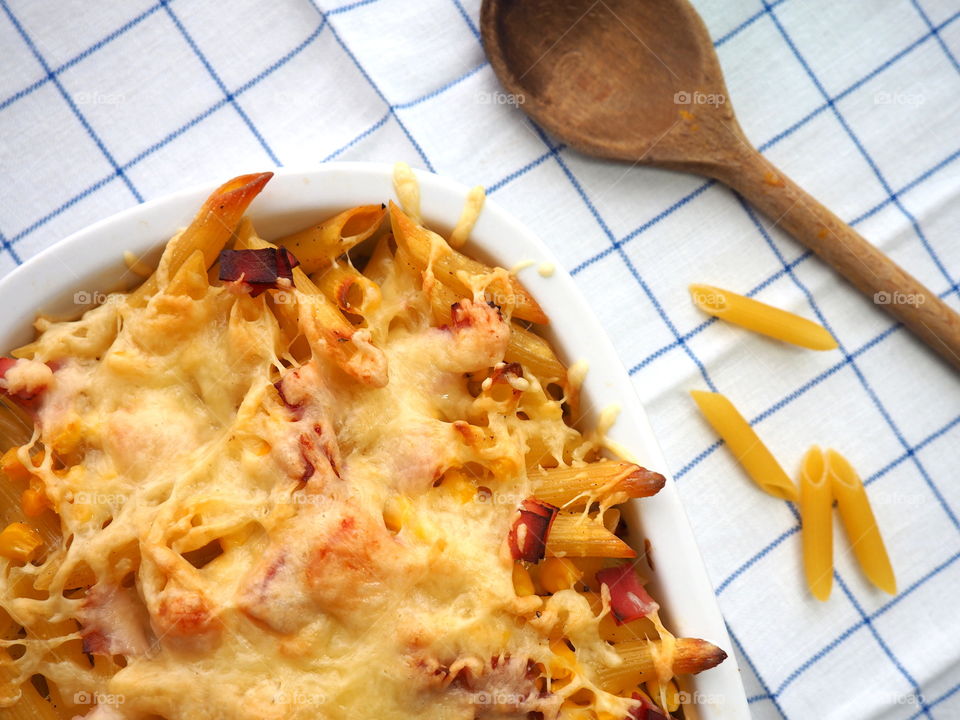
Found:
[596,563,659,625]
[77,583,153,657]
[218,248,299,296]
[150,583,220,651]
[508,498,559,563]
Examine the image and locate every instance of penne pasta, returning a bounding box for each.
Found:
[799,446,833,601]
[595,637,728,690]
[532,461,665,509]
[689,284,837,351]
[545,512,636,558]
[504,323,568,386]
[311,262,383,318]
[362,235,396,285]
[827,449,896,595]
[0,399,32,450]
[690,390,798,503]
[229,231,387,387]
[389,202,548,324]
[276,204,386,274]
[130,173,273,305]
[428,281,563,383]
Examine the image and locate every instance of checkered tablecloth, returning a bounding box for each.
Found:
[2,0,959,718]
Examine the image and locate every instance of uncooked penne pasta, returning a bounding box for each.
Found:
[689,284,837,351]
[545,512,636,558]
[532,461,665,508]
[689,390,798,503]
[827,449,896,595]
[276,204,386,274]
[800,446,833,601]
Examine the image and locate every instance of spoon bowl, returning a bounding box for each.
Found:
[482,0,960,369]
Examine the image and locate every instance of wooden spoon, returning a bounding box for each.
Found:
[481,0,960,369]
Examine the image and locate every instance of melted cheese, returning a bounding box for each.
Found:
[0,201,647,720]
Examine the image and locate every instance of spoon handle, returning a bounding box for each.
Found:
[712,147,960,370]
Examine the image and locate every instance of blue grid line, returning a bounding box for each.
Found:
[6,18,333,247]
[729,627,788,718]
[756,9,960,155]
[626,141,959,376]
[715,525,799,594]
[835,572,934,718]
[628,250,813,374]
[159,0,281,166]
[449,0,480,38]
[0,0,143,204]
[486,148,557,195]
[569,180,715,275]
[850,146,960,226]
[739,194,960,533]
[392,61,487,110]
[715,412,960,597]
[763,0,958,300]
[713,0,788,47]
[232,20,328,96]
[529,121,719,391]
[309,0,435,171]
[775,549,960,698]
[6,0,953,257]
[568,8,960,282]
[0,1,164,113]
[911,680,960,719]
[673,322,897,479]
[910,0,960,74]
[735,158,949,707]
[326,0,381,15]
[4,5,487,249]
[0,232,21,266]
[778,494,932,718]
[322,110,391,162]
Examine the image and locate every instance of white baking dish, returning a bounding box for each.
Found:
[0,163,749,719]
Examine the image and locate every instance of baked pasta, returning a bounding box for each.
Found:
[0,167,726,720]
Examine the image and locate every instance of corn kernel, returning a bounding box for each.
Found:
[21,487,49,517]
[512,562,535,597]
[383,495,412,532]
[1,447,31,482]
[540,557,583,594]
[0,522,43,562]
[440,469,476,504]
[51,420,82,457]
[548,638,577,678]
[644,681,680,713]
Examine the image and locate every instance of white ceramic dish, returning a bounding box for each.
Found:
[0,163,749,719]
